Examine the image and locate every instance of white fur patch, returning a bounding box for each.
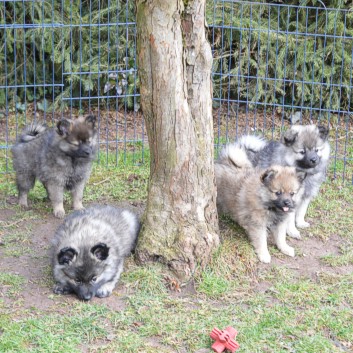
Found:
[121,210,139,233]
[237,135,267,151]
[220,144,252,168]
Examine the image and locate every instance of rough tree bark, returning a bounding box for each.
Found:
[135,0,219,280]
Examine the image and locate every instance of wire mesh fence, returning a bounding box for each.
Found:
[0,0,352,183]
[0,0,144,172]
[210,0,353,183]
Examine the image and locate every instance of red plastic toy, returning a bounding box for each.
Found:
[210,326,240,353]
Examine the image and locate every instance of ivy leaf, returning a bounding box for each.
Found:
[37,99,48,112]
[116,85,123,95]
[16,102,27,112]
[104,82,115,94]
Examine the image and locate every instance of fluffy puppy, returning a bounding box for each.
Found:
[215,146,306,263]
[232,124,330,238]
[12,115,97,218]
[51,205,140,301]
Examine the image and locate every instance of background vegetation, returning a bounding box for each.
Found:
[0,0,137,111]
[209,0,353,115]
[1,0,353,115]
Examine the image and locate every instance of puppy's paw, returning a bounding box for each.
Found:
[53,284,72,295]
[257,251,271,264]
[53,207,66,219]
[96,290,112,298]
[287,227,301,239]
[18,196,28,208]
[73,203,85,211]
[96,282,115,298]
[296,220,310,228]
[280,245,295,258]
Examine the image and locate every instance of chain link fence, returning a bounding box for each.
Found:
[0,0,352,182]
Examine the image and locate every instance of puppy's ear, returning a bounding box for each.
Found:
[317,125,329,141]
[85,115,96,129]
[283,129,298,146]
[261,168,277,186]
[91,243,109,261]
[296,170,307,183]
[57,119,72,137]
[58,247,77,265]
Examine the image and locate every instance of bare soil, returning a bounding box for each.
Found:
[0,200,145,314]
[1,104,352,146]
[1,104,352,178]
[1,197,351,314]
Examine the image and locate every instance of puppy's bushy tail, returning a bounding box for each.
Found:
[217,144,252,169]
[236,135,267,153]
[20,123,47,142]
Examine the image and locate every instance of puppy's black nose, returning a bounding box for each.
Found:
[81,146,92,155]
[80,294,92,301]
[310,156,318,164]
[283,200,291,206]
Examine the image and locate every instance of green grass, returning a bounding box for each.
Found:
[0,153,352,353]
[0,305,109,353]
[321,244,353,266]
[0,273,26,296]
[307,181,353,240]
[122,264,168,296]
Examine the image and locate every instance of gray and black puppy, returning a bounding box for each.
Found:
[52,205,140,301]
[216,146,306,263]
[232,124,330,238]
[12,115,97,218]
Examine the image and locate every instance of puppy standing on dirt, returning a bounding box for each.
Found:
[234,125,330,238]
[12,115,97,218]
[215,146,306,263]
[52,205,140,301]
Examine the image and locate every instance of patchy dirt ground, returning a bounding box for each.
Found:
[0,200,146,314]
[1,105,352,151]
[1,196,351,314]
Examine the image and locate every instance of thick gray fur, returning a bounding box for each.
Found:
[223,124,330,238]
[11,115,97,218]
[51,205,140,301]
[216,148,306,263]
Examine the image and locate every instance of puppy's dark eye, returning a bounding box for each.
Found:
[74,279,82,285]
[315,148,319,152]
[299,150,305,155]
[275,191,282,196]
[290,192,295,196]
[91,276,97,283]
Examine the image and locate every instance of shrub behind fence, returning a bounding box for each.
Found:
[0,0,352,182]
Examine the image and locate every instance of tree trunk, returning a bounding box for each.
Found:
[135,0,219,281]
